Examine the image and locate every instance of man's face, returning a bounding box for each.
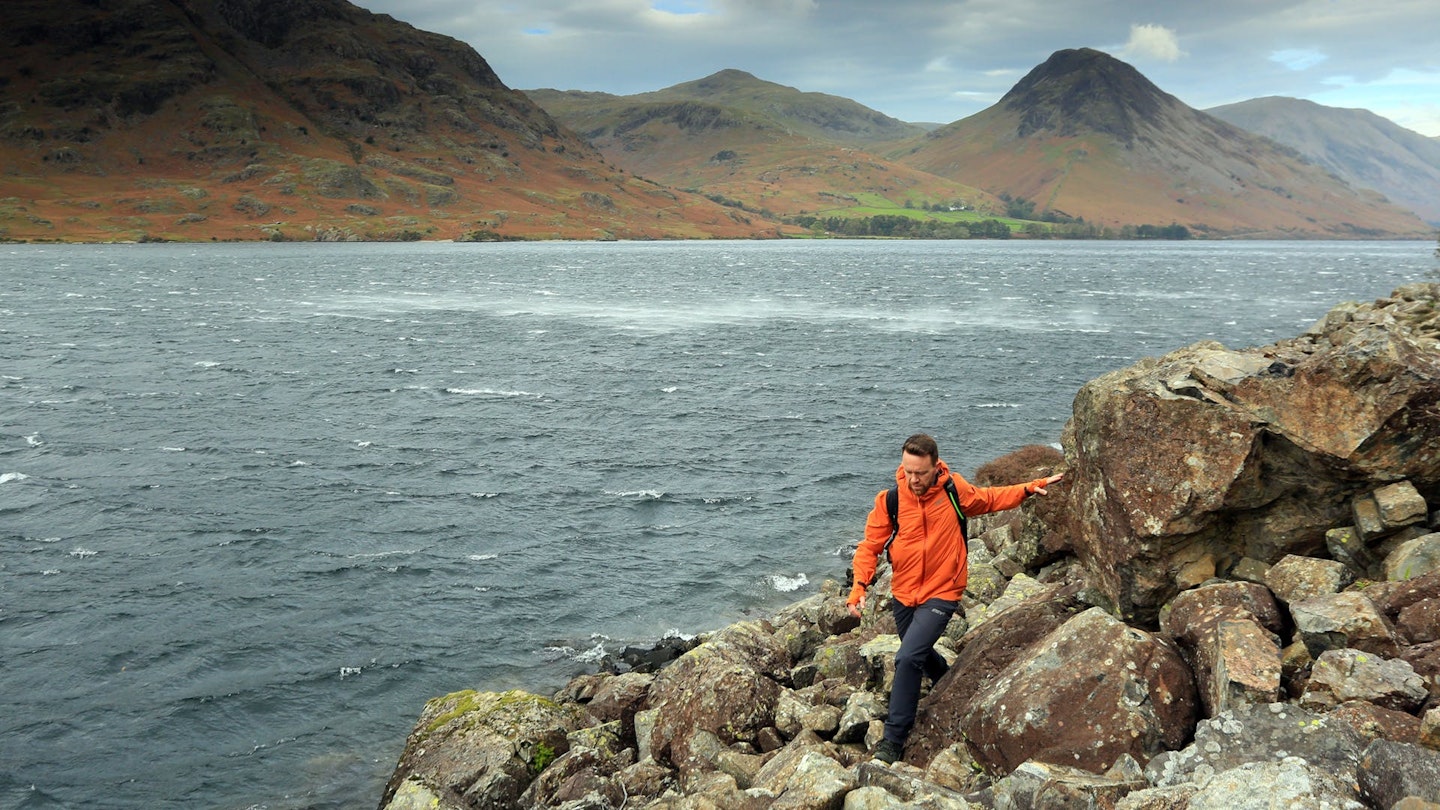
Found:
[901,451,939,497]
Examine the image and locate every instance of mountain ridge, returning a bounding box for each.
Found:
[1207,96,1440,226]
[889,48,1430,238]
[0,0,779,242]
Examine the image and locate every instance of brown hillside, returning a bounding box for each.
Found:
[527,73,1003,221]
[892,48,1431,238]
[0,0,780,242]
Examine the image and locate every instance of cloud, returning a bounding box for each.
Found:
[1122,24,1183,63]
[1270,48,1328,72]
[356,0,1440,135]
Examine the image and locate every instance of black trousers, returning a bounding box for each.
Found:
[883,597,957,745]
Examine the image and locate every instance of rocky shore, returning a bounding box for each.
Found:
[378,284,1440,810]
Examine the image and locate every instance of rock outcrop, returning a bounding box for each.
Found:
[377,285,1440,810]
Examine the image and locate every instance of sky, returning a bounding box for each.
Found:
[359,0,1440,137]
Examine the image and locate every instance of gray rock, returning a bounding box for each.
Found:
[1184,758,1364,809]
[1374,481,1430,532]
[1300,648,1429,712]
[835,691,887,744]
[1145,702,1366,789]
[1386,532,1440,582]
[1326,526,1379,578]
[1290,591,1404,659]
[990,759,1145,810]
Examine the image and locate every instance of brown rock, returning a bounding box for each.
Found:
[907,583,1086,766]
[1332,700,1423,745]
[1375,480,1431,531]
[1058,287,1440,624]
[1161,581,1284,717]
[1265,554,1353,605]
[1359,739,1440,808]
[955,607,1197,775]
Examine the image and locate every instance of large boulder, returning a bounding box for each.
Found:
[907,583,1087,766]
[646,620,790,765]
[949,607,1197,775]
[1059,284,1440,624]
[1146,702,1367,789]
[379,689,590,810]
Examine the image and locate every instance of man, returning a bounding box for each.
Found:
[847,433,1063,764]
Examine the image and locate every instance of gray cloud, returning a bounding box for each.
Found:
[360,0,1440,134]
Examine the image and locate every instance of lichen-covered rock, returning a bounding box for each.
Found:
[955,607,1197,775]
[1265,554,1353,605]
[1300,648,1428,712]
[1145,702,1366,790]
[646,623,788,765]
[1386,532,1440,582]
[378,689,589,810]
[1183,758,1364,810]
[1331,701,1423,745]
[1290,591,1404,658]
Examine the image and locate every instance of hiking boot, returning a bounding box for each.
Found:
[873,738,902,764]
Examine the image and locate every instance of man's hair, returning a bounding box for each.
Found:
[902,433,939,463]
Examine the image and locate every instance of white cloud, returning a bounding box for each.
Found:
[1122,24,1183,63]
[1270,48,1328,71]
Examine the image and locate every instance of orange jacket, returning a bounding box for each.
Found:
[847,460,1048,608]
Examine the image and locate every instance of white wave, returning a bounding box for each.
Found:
[194,361,221,368]
[161,447,187,452]
[69,548,98,558]
[661,386,679,393]
[769,573,810,592]
[608,489,663,500]
[468,553,498,562]
[25,434,42,446]
[443,387,543,398]
[286,460,309,467]
[972,403,1022,409]
[469,492,499,499]
[1,472,29,484]
[42,569,61,576]
[354,441,373,448]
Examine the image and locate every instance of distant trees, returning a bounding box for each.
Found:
[788,215,1012,239]
[1124,223,1191,239]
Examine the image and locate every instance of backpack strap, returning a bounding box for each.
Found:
[868,478,968,585]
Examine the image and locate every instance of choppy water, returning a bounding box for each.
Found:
[2,239,1434,809]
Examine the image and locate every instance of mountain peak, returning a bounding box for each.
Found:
[1000,47,1177,142]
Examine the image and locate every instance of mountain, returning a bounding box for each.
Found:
[525,71,1002,222]
[0,0,776,242]
[890,48,1431,238]
[1207,97,1440,226]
